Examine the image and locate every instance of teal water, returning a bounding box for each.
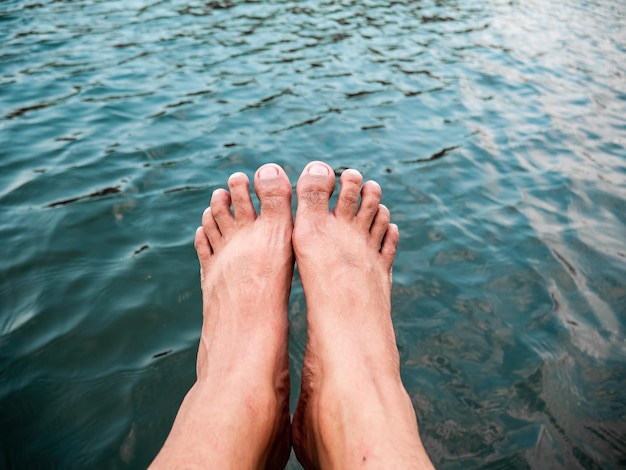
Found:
[1,0,625,467]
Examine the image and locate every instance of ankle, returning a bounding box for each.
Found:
[309,378,422,466]
[308,330,402,379]
[193,378,284,426]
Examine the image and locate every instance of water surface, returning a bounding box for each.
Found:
[1,0,625,468]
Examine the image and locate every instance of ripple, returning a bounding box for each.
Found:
[2,0,626,467]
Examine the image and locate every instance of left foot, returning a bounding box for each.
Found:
[152,163,293,470]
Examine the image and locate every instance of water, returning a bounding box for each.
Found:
[1,0,625,467]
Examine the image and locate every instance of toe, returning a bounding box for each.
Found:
[370,204,391,248]
[355,180,382,230]
[194,225,212,268]
[228,172,257,224]
[254,163,293,221]
[209,189,234,237]
[380,223,400,270]
[295,161,336,216]
[202,207,224,251]
[333,169,363,220]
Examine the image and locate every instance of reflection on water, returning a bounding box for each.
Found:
[1,0,625,467]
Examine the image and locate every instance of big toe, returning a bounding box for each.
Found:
[295,161,336,216]
[254,163,293,221]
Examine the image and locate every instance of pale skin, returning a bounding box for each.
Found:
[150,161,435,469]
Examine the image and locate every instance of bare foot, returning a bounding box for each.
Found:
[151,164,293,470]
[292,162,434,469]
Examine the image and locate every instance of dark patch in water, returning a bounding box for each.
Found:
[333,166,349,177]
[261,89,292,102]
[159,160,184,167]
[361,124,385,130]
[6,103,49,119]
[246,89,293,109]
[133,245,149,255]
[331,33,350,42]
[396,68,439,79]
[163,186,197,194]
[553,249,578,276]
[345,90,379,99]
[402,146,459,164]
[550,291,560,312]
[47,186,121,207]
[152,349,173,359]
[206,1,234,9]
[403,90,423,97]
[166,100,194,108]
[186,89,213,97]
[421,15,455,23]
[290,6,314,15]
[271,115,322,133]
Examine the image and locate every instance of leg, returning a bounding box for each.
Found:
[292,162,434,469]
[151,164,293,470]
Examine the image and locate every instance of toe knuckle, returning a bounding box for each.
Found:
[302,190,327,205]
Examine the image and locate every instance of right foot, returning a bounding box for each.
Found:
[292,161,434,469]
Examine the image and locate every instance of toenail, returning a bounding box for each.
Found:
[343,168,361,179]
[228,172,246,182]
[258,165,279,178]
[308,163,330,176]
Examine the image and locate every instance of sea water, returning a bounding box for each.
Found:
[1,0,625,467]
